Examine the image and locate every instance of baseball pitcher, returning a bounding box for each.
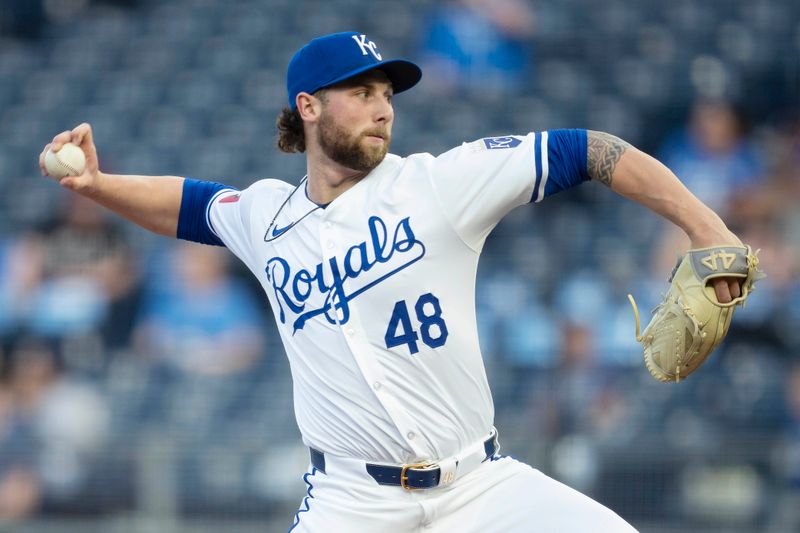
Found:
[39,32,759,532]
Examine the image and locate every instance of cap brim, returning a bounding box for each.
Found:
[320,59,422,95]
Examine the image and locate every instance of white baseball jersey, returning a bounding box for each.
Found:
[186,131,587,464]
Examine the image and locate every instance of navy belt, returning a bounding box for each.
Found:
[309,433,499,490]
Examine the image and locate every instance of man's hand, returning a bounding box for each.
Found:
[629,243,762,382]
[689,226,745,304]
[37,123,184,237]
[39,123,100,193]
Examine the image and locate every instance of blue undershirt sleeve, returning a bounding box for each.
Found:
[539,129,590,199]
[176,178,236,246]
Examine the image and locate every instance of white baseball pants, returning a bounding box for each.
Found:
[288,454,638,532]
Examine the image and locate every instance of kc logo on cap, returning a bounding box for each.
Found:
[352,34,382,61]
[286,31,422,110]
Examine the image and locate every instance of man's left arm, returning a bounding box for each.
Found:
[585,130,743,303]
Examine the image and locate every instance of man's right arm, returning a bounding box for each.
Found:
[39,123,184,237]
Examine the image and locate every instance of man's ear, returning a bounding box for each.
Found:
[296,92,322,123]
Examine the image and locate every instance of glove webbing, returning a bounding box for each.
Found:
[628,283,703,383]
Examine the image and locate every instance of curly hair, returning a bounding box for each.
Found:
[276,107,305,153]
[276,90,328,153]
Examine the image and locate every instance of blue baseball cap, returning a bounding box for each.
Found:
[287,32,422,110]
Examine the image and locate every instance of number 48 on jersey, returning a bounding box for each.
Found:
[384,292,449,355]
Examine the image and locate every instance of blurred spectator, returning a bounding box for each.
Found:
[783,366,800,482]
[5,194,140,352]
[418,0,535,97]
[772,364,800,530]
[0,337,110,520]
[737,114,800,272]
[6,338,109,506]
[659,100,764,214]
[552,269,641,366]
[767,116,800,349]
[654,99,766,276]
[548,323,629,442]
[0,380,40,522]
[516,322,631,448]
[134,243,266,377]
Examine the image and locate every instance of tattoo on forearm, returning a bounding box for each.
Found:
[586,130,631,187]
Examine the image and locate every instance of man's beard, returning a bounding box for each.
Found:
[317,112,390,173]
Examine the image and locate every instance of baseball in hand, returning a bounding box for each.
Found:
[45,143,86,179]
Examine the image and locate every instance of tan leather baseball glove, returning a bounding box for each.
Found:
[628,245,764,382]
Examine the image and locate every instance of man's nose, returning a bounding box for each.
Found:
[375,100,393,123]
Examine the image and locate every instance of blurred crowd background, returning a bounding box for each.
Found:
[0,0,798,532]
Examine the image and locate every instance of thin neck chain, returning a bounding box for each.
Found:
[263,176,321,242]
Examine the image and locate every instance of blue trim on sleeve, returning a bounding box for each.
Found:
[533,132,543,197]
[177,178,234,246]
[541,129,589,198]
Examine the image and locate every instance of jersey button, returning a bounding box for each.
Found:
[346,328,355,336]
[326,240,335,249]
[372,381,381,391]
[324,222,332,229]
[407,431,416,440]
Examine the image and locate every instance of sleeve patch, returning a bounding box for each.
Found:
[481,136,523,150]
[219,194,240,204]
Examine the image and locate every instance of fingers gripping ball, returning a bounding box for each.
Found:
[628,245,764,382]
[45,143,86,179]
